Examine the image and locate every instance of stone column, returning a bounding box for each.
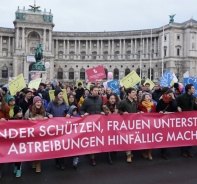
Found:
[8,37,11,57]
[108,40,111,60]
[49,30,52,51]
[112,40,114,60]
[16,27,19,49]
[119,39,122,59]
[78,40,81,59]
[101,40,103,60]
[130,39,133,59]
[50,59,54,81]
[13,57,18,77]
[134,39,137,59]
[43,29,46,51]
[97,40,99,60]
[89,40,92,60]
[74,40,77,59]
[146,38,149,58]
[67,40,70,59]
[12,37,15,54]
[56,39,58,59]
[154,37,157,58]
[142,38,145,59]
[123,39,126,59]
[0,36,2,56]
[86,40,88,59]
[22,28,25,50]
[63,40,66,59]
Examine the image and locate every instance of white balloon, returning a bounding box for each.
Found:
[45,62,50,68]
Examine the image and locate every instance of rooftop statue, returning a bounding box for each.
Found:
[31,43,45,71]
[29,0,40,12]
[169,14,176,23]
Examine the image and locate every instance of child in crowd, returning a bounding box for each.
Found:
[66,105,80,169]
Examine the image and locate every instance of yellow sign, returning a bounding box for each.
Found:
[86,82,91,90]
[76,80,84,88]
[49,89,68,104]
[8,74,26,95]
[28,78,42,90]
[120,71,141,88]
[144,79,155,90]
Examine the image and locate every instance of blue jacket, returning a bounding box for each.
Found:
[67,105,80,117]
[46,100,69,117]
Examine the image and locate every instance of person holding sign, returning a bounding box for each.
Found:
[25,96,49,173]
[46,89,69,170]
[138,93,156,160]
[80,86,105,166]
[118,87,141,163]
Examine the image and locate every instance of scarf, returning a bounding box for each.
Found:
[142,101,154,112]
[162,94,172,104]
[58,100,64,105]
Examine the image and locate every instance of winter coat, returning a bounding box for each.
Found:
[0,104,10,119]
[156,99,177,112]
[152,89,162,103]
[138,103,156,113]
[67,105,80,117]
[25,109,46,119]
[80,94,103,115]
[75,88,85,102]
[19,97,33,116]
[118,98,139,114]
[46,100,69,117]
[177,93,197,111]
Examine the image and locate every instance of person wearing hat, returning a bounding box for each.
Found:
[25,96,48,173]
[6,95,16,118]
[156,88,177,160]
[138,93,156,160]
[9,106,23,177]
[37,83,50,103]
[46,89,69,170]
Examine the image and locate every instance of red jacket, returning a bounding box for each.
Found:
[138,103,156,113]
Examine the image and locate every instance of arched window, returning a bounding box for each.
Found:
[136,68,141,77]
[177,48,180,56]
[69,51,75,60]
[81,51,86,60]
[104,68,108,80]
[164,46,167,57]
[69,68,74,80]
[58,51,63,59]
[57,67,63,79]
[148,68,154,80]
[103,51,108,60]
[113,68,119,80]
[125,68,130,76]
[80,68,85,80]
[2,65,8,78]
[92,52,97,60]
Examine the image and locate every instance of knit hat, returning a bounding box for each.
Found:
[6,95,15,104]
[54,89,63,97]
[161,87,170,94]
[33,96,42,104]
[14,106,22,116]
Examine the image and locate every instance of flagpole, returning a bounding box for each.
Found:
[162,25,164,76]
[140,32,142,80]
[150,29,152,80]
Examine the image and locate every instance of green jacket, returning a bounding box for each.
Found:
[118,98,139,114]
[177,93,197,111]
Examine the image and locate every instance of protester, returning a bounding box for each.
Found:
[25,96,49,173]
[80,86,105,166]
[152,84,162,103]
[7,95,15,118]
[156,88,177,159]
[37,83,50,103]
[1,87,8,102]
[142,83,152,94]
[138,93,156,160]
[118,87,140,163]
[46,89,69,170]
[75,82,85,103]
[68,94,78,107]
[10,106,23,177]
[177,84,197,158]
[119,86,126,100]
[78,89,90,108]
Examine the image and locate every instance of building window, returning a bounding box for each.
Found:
[125,68,130,76]
[58,51,63,59]
[164,47,167,57]
[148,68,154,80]
[114,51,119,60]
[116,43,120,47]
[164,35,167,41]
[3,40,7,44]
[2,49,7,57]
[92,52,97,60]
[177,35,180,40]
[2,65,8,78]
[136,68,141,76]
[126,51,131,60]
[69,68,74,80]
[69,51,75,60]
[80,68,85,80]
[81,51,86,60]
[177,48,180,56]
[103,51,108,60]
[113,68,119,80]
[57,67,63,79]
[104,68,108,80]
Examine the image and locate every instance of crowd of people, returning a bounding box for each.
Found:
[0,81,196,178]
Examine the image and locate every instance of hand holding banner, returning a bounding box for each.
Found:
[8,74,26,95]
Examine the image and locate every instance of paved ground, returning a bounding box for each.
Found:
[1,147,197,184]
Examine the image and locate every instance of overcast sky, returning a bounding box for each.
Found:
[0,0,197,32]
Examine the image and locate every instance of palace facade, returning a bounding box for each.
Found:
[0,6,197,83]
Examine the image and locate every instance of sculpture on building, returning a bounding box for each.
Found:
[43,14,47,22]
[15,12,19,19]
[49,15,53,23]
[22,13,26,20]
[31,43,45,71]
[169,14,176,23]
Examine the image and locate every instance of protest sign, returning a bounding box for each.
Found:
[86,65,106,82]
[28,78,42,90]
[120,71,141,88]
[107,80,120,95]
[8,74,26,95]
